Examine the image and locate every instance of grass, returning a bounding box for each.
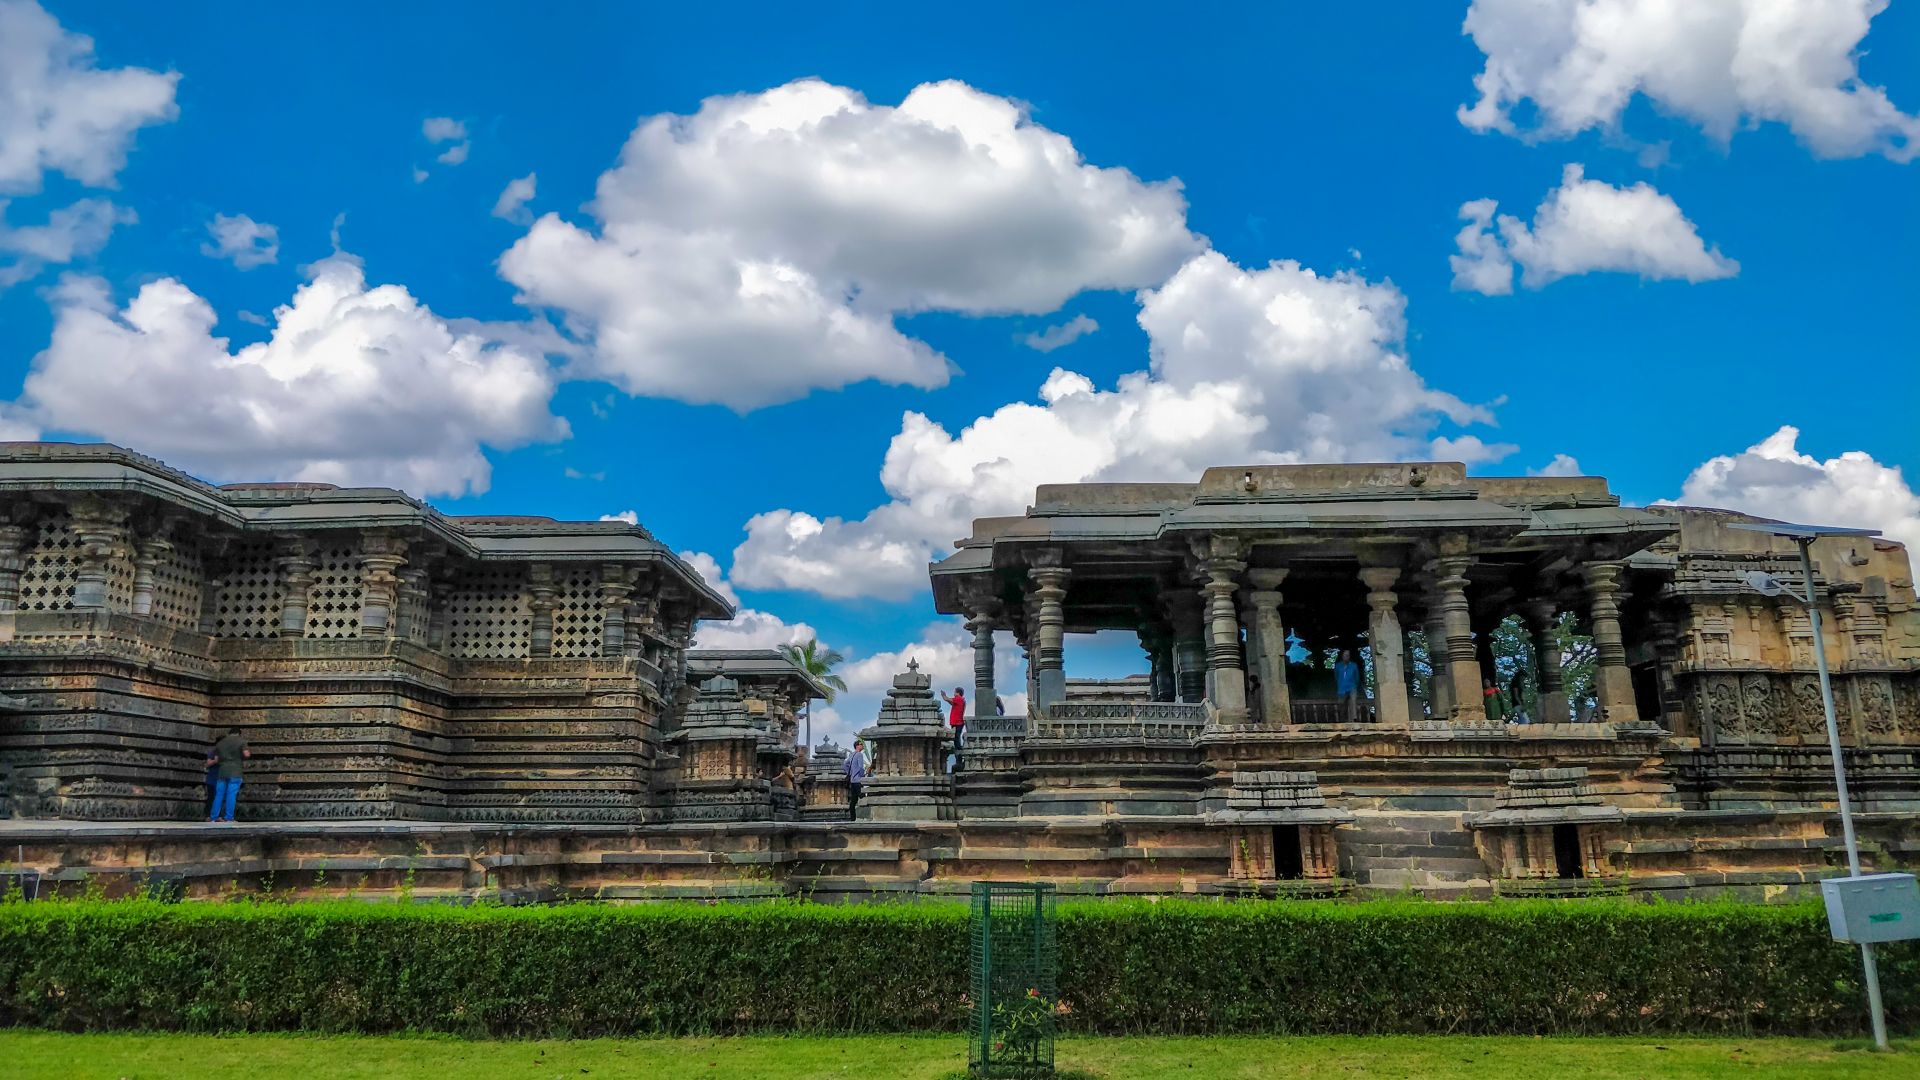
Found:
[2,1031,1913,1079]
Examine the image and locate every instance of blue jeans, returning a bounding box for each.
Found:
[210,777,242,821]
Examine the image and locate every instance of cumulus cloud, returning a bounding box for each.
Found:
[417,117,470,176]
[422,117,467,143]
[1021,313,1098,353]
[1451,165,1738,294]
[0,197,133,287]
[499,77,1204,410]
[7,253,566,496]
[1667,426,1920,550]
[200,212,278,269]
[1459,0,1920,161]
[1530,453,1584,477]
[677,549,817,652]
[0,1,179,192]
[492,172,536,224]
[730,251,1511,600]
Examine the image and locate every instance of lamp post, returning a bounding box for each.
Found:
[1729,522,1887,1049]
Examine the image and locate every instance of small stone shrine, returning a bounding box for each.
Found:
[856,659,955,821]
[1207,770,1354,896]
[800,739,851,821]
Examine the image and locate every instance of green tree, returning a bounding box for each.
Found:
[779,638,848,748]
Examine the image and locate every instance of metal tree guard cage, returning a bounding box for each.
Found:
[968,881,1058,1078]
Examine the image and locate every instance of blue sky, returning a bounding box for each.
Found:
[3,1,1916,739]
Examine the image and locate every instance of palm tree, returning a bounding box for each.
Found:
[779,638,848,749]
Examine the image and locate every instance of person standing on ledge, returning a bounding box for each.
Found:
[1334,649,1361,723]
[940,686,967,746]
[206,727,249,823]
[1483,676,1510,724]
[845,736,869,816]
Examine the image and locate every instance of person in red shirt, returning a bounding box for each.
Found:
[940,686,966,738]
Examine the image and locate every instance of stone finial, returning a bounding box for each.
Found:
[892,659,933,693]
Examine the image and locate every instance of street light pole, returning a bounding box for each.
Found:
[1794,536,1888,1049]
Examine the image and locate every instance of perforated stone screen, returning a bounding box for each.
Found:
[551,565,605,658]
[149,541,205,629]
[213,542,285,638]
[19,513,78,612]
[304,544,364,638]
[444,566,533,658]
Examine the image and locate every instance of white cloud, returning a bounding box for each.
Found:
[1459,0,1920,161]
[422,117,467,143]
[200,212,278,269]
[7,253,567,496]
[0,197,133,287]
[492,172,536,224]
[730,250,1511,600]
[1667,426,1920,550]
[0,1,178,192]
[677,549,817,652]
[1530,453,1583,477]
[436,141,470,166]
[412,166,429,184]
[499,77,1203,410]
[1451,165,1738,294]
[1021,313,1098,352]
[599,509,639,524]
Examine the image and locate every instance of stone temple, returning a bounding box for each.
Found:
[2,444,1916,901]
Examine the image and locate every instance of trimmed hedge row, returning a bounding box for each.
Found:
[0,898,1912,1037]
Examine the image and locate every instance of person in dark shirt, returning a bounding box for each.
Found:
[1334,649,1361,722]
[206,728,250,823]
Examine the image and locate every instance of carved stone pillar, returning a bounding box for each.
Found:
[528,563,557,658]
[70,501,130,610]
[358,535,407,637]
[1582,562,1639,726]
[1246,569,1290,727]
[624,594,657,661]
[130,535,171,616]
[968,605,998,718]
[1523,599,1571,723]
[1359,566,1410,728]
[599,565,634,658]
[1139,623,1174,703]
[276,539,316,637]
[1168,592,1207,704]
[1199,545,1249,723]
[0,520,26,611]
[1028,561,1070,710]
[1422,602,1453,719]
[1430,545,1485,725]
[396,567,431,643]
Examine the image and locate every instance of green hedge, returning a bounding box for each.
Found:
[0,898,1912,1037]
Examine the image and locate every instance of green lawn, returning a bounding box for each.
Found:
[3,1032,1913,1079]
